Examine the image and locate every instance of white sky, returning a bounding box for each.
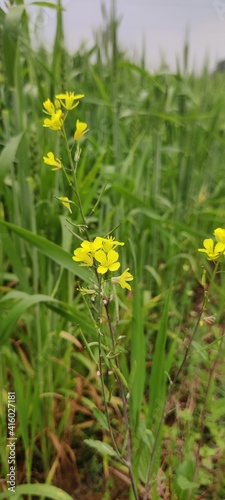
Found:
[2,0,225,72]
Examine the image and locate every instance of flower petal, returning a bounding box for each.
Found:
[214,228,225,244]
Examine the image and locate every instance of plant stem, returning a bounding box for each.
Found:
[143,260,220,499]
[97,326,126,463]
[143,299,206,500]
[104,302,139,500]
[61,126,89,239]
[191,334,223,495]
[61,121,138,497]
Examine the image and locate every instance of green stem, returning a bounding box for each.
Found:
[60,121,137,493]
[143,299,205,499]
[97,325,126,463]
[143,259,220,500]
[191,335,223,495]
[81,277,126,463]
[61,126,89,239]
[104,302,139,500]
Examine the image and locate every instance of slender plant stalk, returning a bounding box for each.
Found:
[190,334,224,500]
[61,124,138,497]
[104,302,139,500]
[61,125,89,237]
[143,261,220,499]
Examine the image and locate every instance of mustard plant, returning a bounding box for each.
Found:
[42,91,138,498]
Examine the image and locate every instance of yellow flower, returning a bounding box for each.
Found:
[111,268,133,291]
[43,98,55,115]
[43,110,63,131]
[56,91,84,110]
[95,249,120,274]
[214,227,225,244]
[43,152,62,170]
[58,197,72,213]
[72,248,93,267]
[97,236,124,253]
[198,238,225,260]
[72,236,124,271]
[74,120,88,141]
[81,238,103,255]
[72,238,102,269]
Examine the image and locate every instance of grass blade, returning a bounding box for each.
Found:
[0,220,94,283]
[0,484,73,499]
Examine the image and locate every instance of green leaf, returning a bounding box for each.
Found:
[92,407,109,431]
[0,484,73,500]
[176,475,199,491]
[0,291,96,347]
[0,292,56,347]
[0,224,30,291]
[84,439,118,458]
[130,278,145,430]
[0,133,24,179]
[30,1,63,8]
[148,285,172,425]
[110,360,129,390]
[0,220,94,283]
[3,5,25,87]
[45,302,96,338]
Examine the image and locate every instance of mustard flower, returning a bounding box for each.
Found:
[95,249,120,274]
[111,268,133,291]
[198,238,225,261]
[58,197,72,213]
[56,91,84,110]
[72,248,93,267]
[43,98,55,115]
[97,236,124,253]
[43,110,63,131]
[43,152,62,170]
[74,120,88,141]
[214,227,225,244]
[81,238,103,255]
[72,236,124,272]
[72,238,102,269]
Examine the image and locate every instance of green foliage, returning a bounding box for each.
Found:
[0,484,73,499]
[84,439,118,459]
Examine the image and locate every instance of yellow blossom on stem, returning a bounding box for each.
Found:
[74,120,88,141]
[214,227,225,244]
[43,152,62,170]
[43,98,55,115]
[56,91,84,110]
[72,238,103,268]
[198,238,225,260]
[43,110,63,131]
[95,249,120,274]
[111,268,134,291]
[72,248,94,267]
[97,236,124,253]
[81,238,103,255]
[72,236,126,273]
[58,197,72,213]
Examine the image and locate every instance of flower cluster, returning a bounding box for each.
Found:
[72,236,133,290]
[198,227,225,260]
[42,92,88,171]
[42,91,88,213]
[42,92,87,137]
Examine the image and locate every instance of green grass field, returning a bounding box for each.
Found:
[1,1,225,499]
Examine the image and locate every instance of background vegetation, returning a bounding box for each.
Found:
[1,1,225,498]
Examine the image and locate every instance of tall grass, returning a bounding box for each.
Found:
[1,0,225,498]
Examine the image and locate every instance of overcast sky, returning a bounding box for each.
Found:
[2,0,225,72]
